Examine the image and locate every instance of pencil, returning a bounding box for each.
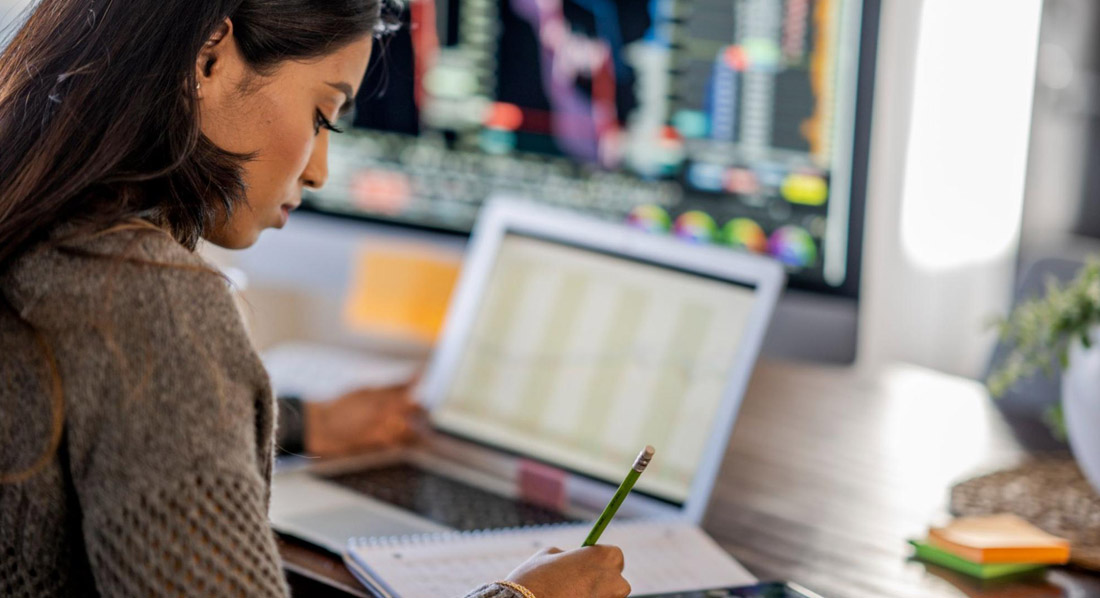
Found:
[582,445,655,547]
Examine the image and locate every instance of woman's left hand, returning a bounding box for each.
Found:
[303,379,423,458]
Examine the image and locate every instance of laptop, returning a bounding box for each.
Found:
[269,197,786,553]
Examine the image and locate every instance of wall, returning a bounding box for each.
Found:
[1021,0,1097,249]
[859,0,1044,378]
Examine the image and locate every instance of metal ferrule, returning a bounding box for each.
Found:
[633,446,655,472]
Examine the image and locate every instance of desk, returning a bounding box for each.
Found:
[278,360,1100,597]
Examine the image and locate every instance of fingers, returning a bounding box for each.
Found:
[586,546,629,597]
[581,545,624,571]
[608,546,624,571]
[510,544,630,598]
[342,378,416,401]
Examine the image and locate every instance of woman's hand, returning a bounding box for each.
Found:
[505,545,631,598]
[303,380,422,458]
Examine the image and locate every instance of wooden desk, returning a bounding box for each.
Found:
[279,360,1100,597]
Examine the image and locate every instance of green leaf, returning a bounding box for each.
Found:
[1043,403,1068,442]
[986,259,1100,396]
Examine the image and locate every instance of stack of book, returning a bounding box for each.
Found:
[910,514,1071,580]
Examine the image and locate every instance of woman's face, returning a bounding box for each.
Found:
[197,24,373,249]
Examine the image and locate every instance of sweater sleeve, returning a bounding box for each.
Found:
[275,395,307,456]
[45,233,288,597]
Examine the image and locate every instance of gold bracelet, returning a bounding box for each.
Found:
[496,580,537,598]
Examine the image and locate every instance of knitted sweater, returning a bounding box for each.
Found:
[0,225,519,598]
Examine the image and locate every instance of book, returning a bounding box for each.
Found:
[927,514,1070,565]
[908,540,1047,580]
[344,520,756,598]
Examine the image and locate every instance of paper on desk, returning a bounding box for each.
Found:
[262,342,420,401]
[345,521,756,598]
[343,244,461,343]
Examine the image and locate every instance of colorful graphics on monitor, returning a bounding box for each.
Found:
[673,211,718,243]
[723,218,768,254]
[626,205,672,234]
[768,225,817,267]
[314,0,870,293]
[780,173,829,206]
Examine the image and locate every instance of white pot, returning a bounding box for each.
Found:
[1062,328,1100,495]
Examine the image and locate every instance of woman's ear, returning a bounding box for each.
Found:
[195,19,235,100]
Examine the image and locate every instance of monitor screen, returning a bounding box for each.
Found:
[308,0,874,297]
[429,233,760,503]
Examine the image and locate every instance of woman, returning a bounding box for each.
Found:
[0,2,632,597]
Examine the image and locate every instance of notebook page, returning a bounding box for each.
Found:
[346,521,755,598]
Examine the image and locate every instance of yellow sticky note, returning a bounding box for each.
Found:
[344,244,461,343]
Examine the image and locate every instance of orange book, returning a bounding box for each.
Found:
[927,514,1070,565]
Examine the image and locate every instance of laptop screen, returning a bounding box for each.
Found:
[430,233,759,504]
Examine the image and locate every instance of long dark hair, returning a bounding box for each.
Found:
[0,0,393,271]
[0,0,394,484]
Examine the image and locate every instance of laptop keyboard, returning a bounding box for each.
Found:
[324,463,579,531]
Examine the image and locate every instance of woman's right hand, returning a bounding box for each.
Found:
[504,545,631,598]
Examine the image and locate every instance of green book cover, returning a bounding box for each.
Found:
[908,540,1047,580]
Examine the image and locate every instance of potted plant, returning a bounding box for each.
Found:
[988,261,1100,494]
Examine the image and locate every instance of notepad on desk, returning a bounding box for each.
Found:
[928,514,1070,565]
[344,520,756,598]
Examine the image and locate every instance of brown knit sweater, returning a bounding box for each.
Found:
[0,226,520,598]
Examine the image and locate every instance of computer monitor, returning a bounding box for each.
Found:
[302,0,881,363]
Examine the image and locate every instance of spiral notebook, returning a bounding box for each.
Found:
[344,520,756,598]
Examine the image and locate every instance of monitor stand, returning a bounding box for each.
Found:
[761,290,859,365]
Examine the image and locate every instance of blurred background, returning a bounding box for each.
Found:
[3,0,1098,381]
